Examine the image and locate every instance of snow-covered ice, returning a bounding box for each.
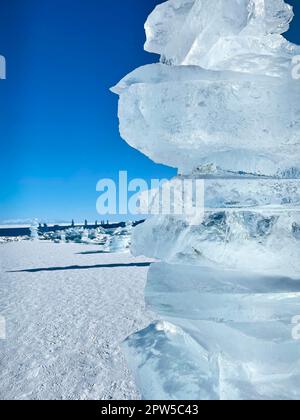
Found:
[0,241,154,400]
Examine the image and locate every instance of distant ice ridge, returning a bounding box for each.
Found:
[55,224,132,252]
[112,0,300,400]
[7,224,133,253]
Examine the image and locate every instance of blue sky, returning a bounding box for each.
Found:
[0,0,299,223]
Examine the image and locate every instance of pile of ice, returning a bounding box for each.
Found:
[112,0,300,400]
[30,219,39,241]
[37,224,133,253]
[103,223,133,253]
[0,221,135,252]
[40,227,108,245]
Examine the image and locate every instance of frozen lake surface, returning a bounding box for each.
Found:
[0,241,154,400]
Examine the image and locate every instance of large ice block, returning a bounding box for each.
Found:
[112,64,300,176]
[123,321,219,400]
[123,263,300,400]
[144,0,299,76]
[131,177,300,277]
[132,211,300,278]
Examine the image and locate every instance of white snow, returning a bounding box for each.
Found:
[0,241,154,400]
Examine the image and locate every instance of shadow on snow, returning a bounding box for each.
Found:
[8,262,152,273]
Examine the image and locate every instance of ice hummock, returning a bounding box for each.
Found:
[104,222,133,253]
[16,225,133,253]
[112,0,300,400]
[30,219,39,241]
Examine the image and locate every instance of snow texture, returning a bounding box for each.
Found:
[0,242,153,400]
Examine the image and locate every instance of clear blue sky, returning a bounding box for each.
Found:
[0,0,299,223]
